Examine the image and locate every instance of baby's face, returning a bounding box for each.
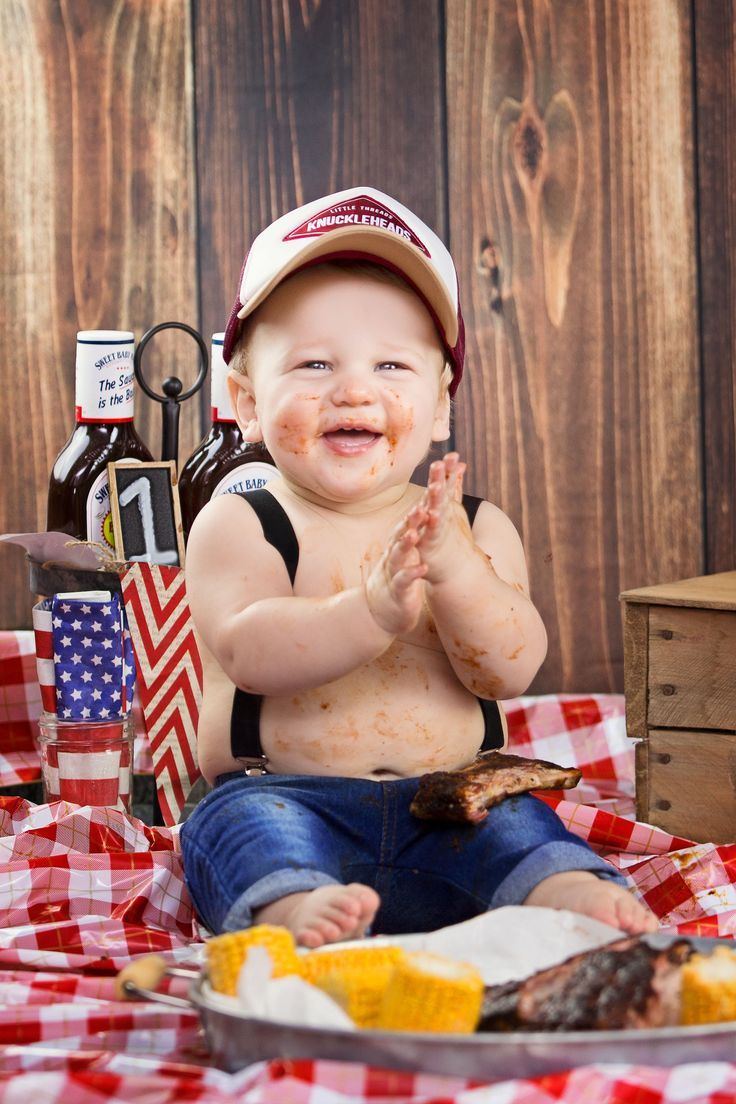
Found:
[232,268,450,506]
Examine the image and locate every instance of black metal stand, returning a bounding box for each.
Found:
[133,321,209,463]
[134,322,209,824]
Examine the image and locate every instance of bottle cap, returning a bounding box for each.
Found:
[77,331,134,343]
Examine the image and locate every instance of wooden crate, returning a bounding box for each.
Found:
[620,572,736,844]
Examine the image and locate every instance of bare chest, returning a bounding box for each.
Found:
[292,512,439,648]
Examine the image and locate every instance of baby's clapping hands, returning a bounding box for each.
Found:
[365,502,430,635]
[416,453,473,586]
[365,453,476,635]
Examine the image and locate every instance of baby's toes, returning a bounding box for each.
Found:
[331,908,364,936]
[296,924,329,949]
[631,901,659,934]
[612,890,657,934]
[351,886,380,924]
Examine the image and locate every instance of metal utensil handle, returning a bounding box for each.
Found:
[116,952,199,1010]
[120,980,195,1010]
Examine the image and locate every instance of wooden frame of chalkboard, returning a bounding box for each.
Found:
[108,461,185,567]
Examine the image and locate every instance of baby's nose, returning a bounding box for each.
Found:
[331,377,376,405]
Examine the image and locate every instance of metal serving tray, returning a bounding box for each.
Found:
[146,934,736,1079]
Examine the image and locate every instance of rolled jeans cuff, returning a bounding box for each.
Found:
[490,841,627,909]
[222,868,340,932]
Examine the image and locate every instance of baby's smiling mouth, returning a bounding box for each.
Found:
[321,426,383,453]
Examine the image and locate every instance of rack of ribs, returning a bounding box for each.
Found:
[477,937,695,1031]
[410,751,582,824]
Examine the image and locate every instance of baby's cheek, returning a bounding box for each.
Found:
[273,414,315,456]
[384,404,416,450]
[264,394,320,456]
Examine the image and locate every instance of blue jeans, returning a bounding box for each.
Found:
[180,773,625,935]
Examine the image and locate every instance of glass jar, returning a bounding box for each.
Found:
[37,713,135,811]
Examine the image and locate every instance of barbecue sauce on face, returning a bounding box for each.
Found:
[178,333,277,539]
[46,330,153,549]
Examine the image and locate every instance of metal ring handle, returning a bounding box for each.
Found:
[134,321,209,403]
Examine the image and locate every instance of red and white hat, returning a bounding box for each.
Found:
[222,186,465,395]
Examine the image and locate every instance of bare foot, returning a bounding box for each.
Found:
[253,883,380,948]
[525,871,658,935]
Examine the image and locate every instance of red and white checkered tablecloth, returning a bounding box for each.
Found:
[0,1052,735,1103]
[0,668,734,1099]
[0,630,45,786]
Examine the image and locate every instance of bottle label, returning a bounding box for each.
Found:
[76,334,135,423]
[212,461,278,498]
[210,333,236,422]
[86,461,143,548]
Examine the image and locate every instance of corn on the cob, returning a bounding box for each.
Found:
[205,925,301,995]
[301,945,405,1028]
[375,951,484,1034]
[681,946,736,1026]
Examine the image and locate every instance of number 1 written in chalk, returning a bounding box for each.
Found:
[118,476,179,565]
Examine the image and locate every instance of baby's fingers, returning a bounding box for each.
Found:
[425,456,465,515]
[387,503,428,548]
[386,527,421,573]
[453,461,467,502]
[438,454,466,503]
[392,562,428,591]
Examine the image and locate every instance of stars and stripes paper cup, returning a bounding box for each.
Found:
[32,591,136,720]
[37,712,134,811]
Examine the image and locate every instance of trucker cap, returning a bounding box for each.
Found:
[222,186,465,395]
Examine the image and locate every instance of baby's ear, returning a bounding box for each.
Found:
[431,388,451,443]
[227,370,263,443]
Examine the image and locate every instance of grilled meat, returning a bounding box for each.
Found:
[478,937,695,1032]
[410,751,582,824]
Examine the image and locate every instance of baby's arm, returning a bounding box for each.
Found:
[186,494,426,696]
[418,455,547,699]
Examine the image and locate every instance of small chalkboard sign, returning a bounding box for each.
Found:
[108,461,185,567]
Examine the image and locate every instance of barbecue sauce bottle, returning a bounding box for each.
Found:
[178,332,277,539]
[47,330,153,550]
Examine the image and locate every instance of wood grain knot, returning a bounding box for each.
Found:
[658,754,672,764]
[661,684,676,696]
[515,114,544,180]
[660,629,674,640]
[656,799,672,811]
[476,238,503,314]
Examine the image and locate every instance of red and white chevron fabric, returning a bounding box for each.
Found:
[121,565,203,825]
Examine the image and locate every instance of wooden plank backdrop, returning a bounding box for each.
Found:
[192,0,446,352]
[0,0,733,696]
[446,0,702,690]
[0,0,199,627]
[694,0,736,575]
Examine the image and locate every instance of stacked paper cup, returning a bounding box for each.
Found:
[32,590,136,811]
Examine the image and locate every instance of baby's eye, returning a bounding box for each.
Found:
[375,362,408,372]
[298,360,331,371]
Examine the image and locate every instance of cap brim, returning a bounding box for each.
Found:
[236,226,459,347]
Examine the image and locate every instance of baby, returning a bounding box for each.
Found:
[181,186,657,947]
